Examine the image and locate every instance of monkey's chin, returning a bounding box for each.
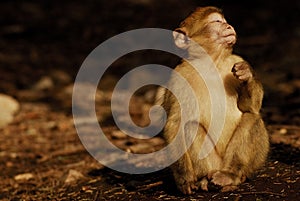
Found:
[225,35,236,45]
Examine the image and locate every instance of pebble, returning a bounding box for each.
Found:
[14,173,34,181]
[279,128,287,135]
[50,69,72,85]
[111,130,128,139]
[64,169,85,184]
[148,137,166,146]
[129,143,155,154]
[32,76,54,91]
[0,94,20,128]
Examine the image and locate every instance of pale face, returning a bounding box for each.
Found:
[207,12,227,24]
[204,13,237,45]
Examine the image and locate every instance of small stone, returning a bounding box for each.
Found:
[113,139,127,149]
[279,128,287,135]
[32,76,54,91]
[0,94,19,113]
[6,161,13,167]
[51,70,72,85]
[148,137,165,146]
[14,173,34,181]
[111,130,128,139]
[0,94,20,128]
[65,169,85,184]
[129,143,154,154]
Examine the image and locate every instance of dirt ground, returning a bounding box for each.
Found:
[0,0,299,200]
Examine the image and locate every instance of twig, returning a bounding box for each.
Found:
[241,191,286,197]
[137,181,163,191]
[93,190,100,201]
[38,146,86,163]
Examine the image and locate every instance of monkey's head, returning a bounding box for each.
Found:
[173,7,236,57]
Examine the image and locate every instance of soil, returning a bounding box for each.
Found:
[0,0,299,200]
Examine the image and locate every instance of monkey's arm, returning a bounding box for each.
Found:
[162,89,198,194]
[232,61,263,114]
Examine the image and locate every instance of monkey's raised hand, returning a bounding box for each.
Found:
[232,61,253,82]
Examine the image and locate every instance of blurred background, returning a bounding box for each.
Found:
[0,0,299,124]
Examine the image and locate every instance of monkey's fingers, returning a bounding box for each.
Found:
[238,74,252,82]
[178,179,198,194]
[234,69,248,76]
[232,61,250,72]
[232,69,253,82]
[197,178,209,191]
[180,184,193,195]
[183,186,192,195]
[231,66,237,73]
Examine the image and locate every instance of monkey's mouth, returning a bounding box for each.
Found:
[222,29,236,38]
[224,31,237,41]
[223,33,237,45]
[223,29,236,37]
[222,33,236,40]
[224,33,236,37]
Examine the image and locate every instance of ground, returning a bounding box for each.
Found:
[0,0,299,200]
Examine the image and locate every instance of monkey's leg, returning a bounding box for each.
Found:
[211,113,269,192]
[184,122,223,192]
[171,152,197,194]
[172,121,216,194]
[170,121,200,195]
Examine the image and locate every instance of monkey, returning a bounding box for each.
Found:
[160,7,269,194]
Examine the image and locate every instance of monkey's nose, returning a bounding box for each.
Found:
[226,24,233,30]
[226,24,236,35]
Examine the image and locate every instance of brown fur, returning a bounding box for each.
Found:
[160,7,269,194]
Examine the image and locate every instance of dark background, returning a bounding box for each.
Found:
[0,0,299,124]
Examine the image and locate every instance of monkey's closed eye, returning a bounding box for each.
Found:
[209,20,222,24]
[213,20,223,23]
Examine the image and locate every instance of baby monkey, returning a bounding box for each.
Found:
[161,7,269,194]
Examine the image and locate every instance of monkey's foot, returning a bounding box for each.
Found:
[197,178,209,191]
[210,171,241,192]
[211,171,234,186]
[176,177,198,195]
[178,181,198,195]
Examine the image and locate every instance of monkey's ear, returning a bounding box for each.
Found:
[173,28,190,49]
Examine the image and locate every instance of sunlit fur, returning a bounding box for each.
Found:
[161,6,269,194]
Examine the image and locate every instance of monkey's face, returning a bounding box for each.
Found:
[173,9,237,54]
[200,13,237,46]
